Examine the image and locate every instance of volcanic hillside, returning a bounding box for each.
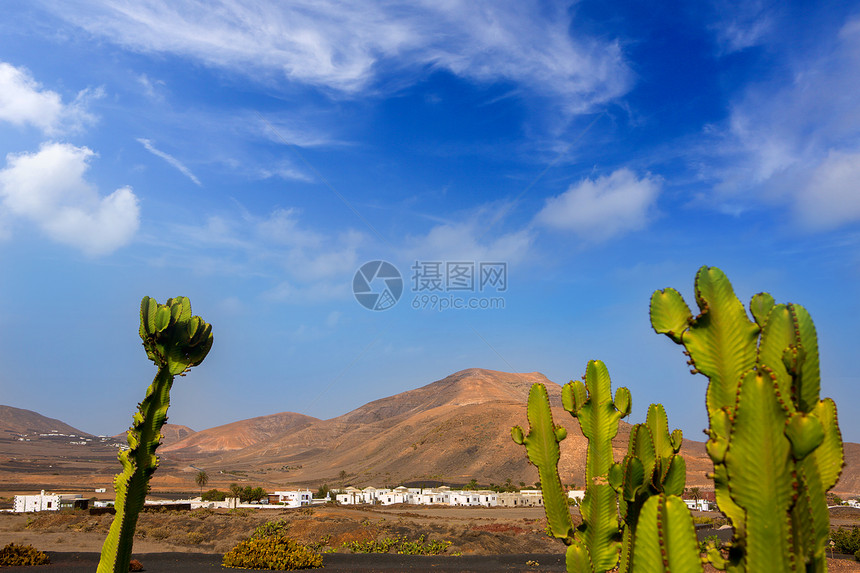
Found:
[161,412,319,455]
[0,406,88,439]
[178,368,714,488]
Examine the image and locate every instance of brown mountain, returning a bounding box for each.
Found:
[0,405,90,438]
[1,369,857,496]
[111,424,196,446]
[186,368,711,489]
[159,424,196,446]
[160,412,319,455]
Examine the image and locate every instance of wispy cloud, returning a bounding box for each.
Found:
[148,206,366,303]
[535,168,662,241]
[705,15,860,230]
[400,201,535,265]
[137,138,202,186]
[708,0,775,54]
[0,61,99,135]
[49,1,631,115]
[136,73,165,101]
[0,142,140,255]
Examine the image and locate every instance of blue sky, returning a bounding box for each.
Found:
[1,1,859,444]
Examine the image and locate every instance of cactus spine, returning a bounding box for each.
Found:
[97,296,213,573]
[650,266,843,572]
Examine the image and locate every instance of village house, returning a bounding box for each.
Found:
[268,489,314,508]
[335,485,537,508]
[13,491,88,512]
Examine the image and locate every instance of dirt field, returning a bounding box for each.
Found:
[0,504,562,557]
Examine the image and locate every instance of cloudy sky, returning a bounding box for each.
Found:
[1,0,859,444]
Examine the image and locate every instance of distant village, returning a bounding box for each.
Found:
[8,484,735,513]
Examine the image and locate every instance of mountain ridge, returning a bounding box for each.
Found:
[1,368,858,494]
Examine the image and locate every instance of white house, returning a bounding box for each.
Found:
[335,487,363,505]
[567,490,585,503]
[14,491,60,513]
[683,499,711,511]
[270,489,313,508]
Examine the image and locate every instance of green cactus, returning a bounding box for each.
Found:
[97,296,213,573]
[631,493,703,572]
[650,266,844,572]
[617,403,687,573]
[564,359,630,572]
[513,360,630,573]
[511,383,575,545]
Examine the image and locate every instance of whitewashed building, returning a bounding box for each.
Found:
[683,499,712,511]
[270,489,313,508]
[14,491,60,513]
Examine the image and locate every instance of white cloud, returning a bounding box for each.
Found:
[402,201,534,264]
[710,15,860,229]
[137,138,202,186]
[49,1,630,113]
[0,62,99,135]
[0,142,140,255]
[708,0,774,54]
[795,150,860,230]
[535,168,661,241]
[137,73,165,101]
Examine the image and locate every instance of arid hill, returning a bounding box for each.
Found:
[0,368,857,496]
[161,412,318,455]
[178,369,713,489]
[0,405,89,438]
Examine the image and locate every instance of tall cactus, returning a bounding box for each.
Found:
[564,359,630,572]
[97,296,213,573]
[513,360,630,573]
[650,266,843,572]
[512,384,575,544]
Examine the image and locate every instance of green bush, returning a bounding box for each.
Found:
[699,535,721,554]
[252,519,292,539]
[201,489,226,501]
[831,527,860,555]
[854,548,860,562]
[0,542,51,566]
[222,536,322,570]
[343,534,451,555]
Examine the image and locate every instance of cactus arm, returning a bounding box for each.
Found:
[631,494,703,573]
[683,267,760,415]
[567,541,592,572]
[512,383,574,542]
[98,297,212,573]
[749,292,775,328]
[791,397,843,571]
[787,304,820,414]
[809,398,844,489]
[755,304,796,400]
[724,368,796,573]
[650,288,692,344]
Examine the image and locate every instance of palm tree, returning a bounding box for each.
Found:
[689,486,702,509]
[195,470,209,496]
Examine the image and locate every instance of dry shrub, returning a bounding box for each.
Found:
[185,531,208,545]
[0,542,50,566]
